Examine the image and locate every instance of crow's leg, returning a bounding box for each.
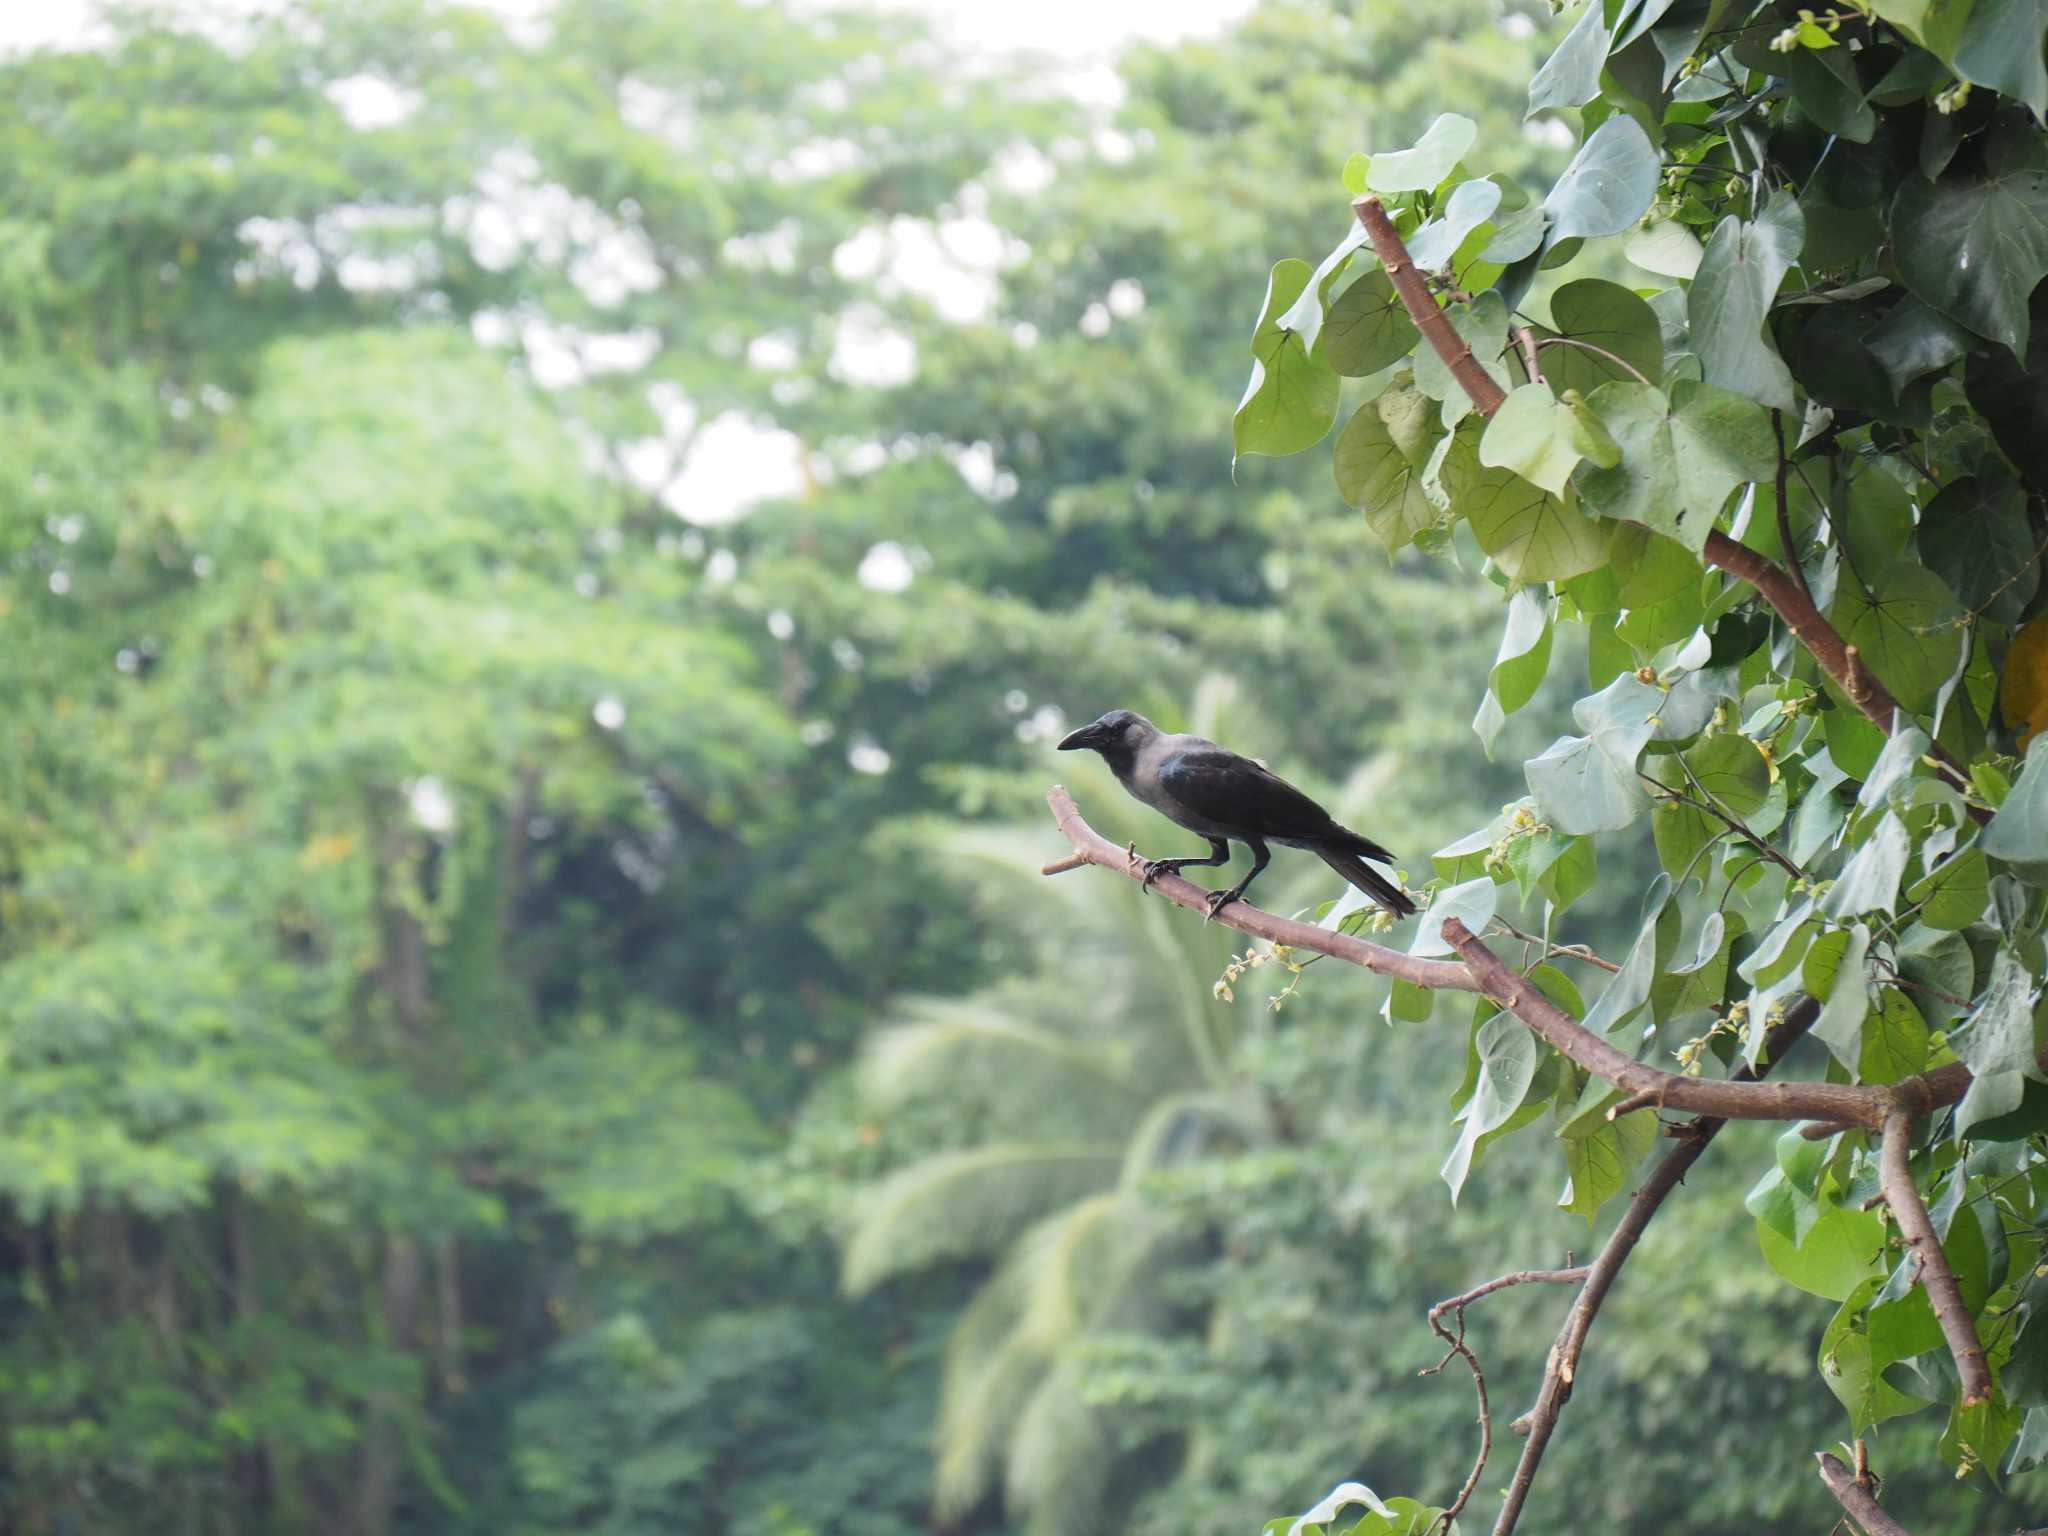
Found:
[1140,837,1231,892]
[1204,838,1270,918]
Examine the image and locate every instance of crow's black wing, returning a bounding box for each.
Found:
[1157,747,1338,841]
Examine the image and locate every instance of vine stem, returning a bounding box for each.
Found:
[1770,408,1818,609]
[1487,916,1620,972]
[1346,194,1984,821]
[1638,768,1806,881]
[1535,334,1653,387]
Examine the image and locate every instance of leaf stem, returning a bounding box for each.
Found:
[1534,334,1654,388]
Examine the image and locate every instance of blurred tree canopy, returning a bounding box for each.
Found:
[7,1,2014,1534]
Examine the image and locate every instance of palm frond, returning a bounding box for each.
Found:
[858,1000,1145,1121]
[1005,1352,1122,1536]
[934,1288,1050,1520]
[1085,1204,1205,1339]
[841,1142,1122,1296]
[1007,1192,1121,1351]
[1118,1088,1276,1189]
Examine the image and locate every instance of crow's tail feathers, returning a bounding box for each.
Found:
[1316,847,1416,920]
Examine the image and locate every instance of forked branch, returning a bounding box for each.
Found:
[1045,794,2004,1515]
[1486,996,1817,1536]
[1422,1266,1589,1531]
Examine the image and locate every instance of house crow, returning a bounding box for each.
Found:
[1057,709,1414,920]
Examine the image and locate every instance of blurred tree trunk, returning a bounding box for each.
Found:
[358,809,435,1536]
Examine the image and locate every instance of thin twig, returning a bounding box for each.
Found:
[1642,767,1806,882]
[1879,1104,1992,1405]
[1816,1452,1913,1536]
[1870,961,1972,1010]
[1513,326,1546,388]
[1423,1267,1590,1532]
[1964,509,2048,624]
[1606,1088,1663,1121]
[1488,917,1620,972]
[1772,409,1817,611]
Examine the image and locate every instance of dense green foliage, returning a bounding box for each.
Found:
[10,1,2048,1534]
[0,2,1518,1531]
[1224,0,2048,1530]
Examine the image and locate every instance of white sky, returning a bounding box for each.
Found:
[0,0,1255,55]
[0,0,1257,540]
[1,0,93,50]
[900,0,1254,46]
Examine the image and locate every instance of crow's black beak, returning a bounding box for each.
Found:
[1057,723,1099,751]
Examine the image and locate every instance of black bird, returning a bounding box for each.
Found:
[1057,709,1415,920]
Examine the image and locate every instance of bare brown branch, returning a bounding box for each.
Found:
[1050,794,1999,1136]
[1423,1267,1589,1532]
[1490,998,1819,1536]
[1816,1451,1914,1536]
[1443,917,1880,1127]
[1044,787,1479,993]
[1879,1106,1992,1406]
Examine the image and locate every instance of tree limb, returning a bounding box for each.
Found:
[1046,791,2015,1523]
[1879,1105,1993,1406]
[1044,787,1479,993]
[1489,998,1820,1536]
[1352,196,1507,416]
[1049,793,1998,1134]
[1816,1452,1914,1536]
